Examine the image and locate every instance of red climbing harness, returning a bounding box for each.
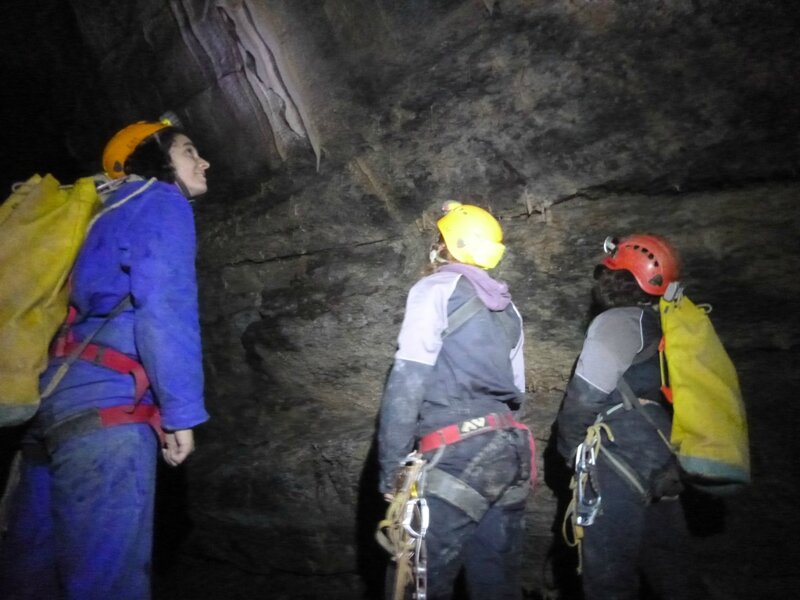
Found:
[52,337,150,403]
[418,412,538,487]
[50,304,150,403]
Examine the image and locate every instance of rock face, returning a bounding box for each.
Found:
[2,1,800,599]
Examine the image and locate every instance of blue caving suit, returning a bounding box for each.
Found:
[378,263,533,600]
[556,306,690,600]
[0,179,208,600]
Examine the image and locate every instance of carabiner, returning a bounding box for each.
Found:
[403,498,430,539]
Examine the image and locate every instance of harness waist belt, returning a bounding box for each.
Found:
[418,412,520,454]
[41,404,165,456]
[53,340,150,402]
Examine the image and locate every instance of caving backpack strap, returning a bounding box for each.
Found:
[442,295,484,338]
[616,377,674,453]
[617,330,661,411]
[42,294,140,400]
[616,331,672,451]
[442,290,519,349]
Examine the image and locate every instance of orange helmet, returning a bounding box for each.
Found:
[601,234,679,296]
[102,120,172,178]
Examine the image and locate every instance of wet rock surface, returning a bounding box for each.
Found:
[177,181,799,599]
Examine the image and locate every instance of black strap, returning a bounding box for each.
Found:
[41,408,105,456]
[442,295,484,338]
[425,466,529,522]
[426,467,489,522]
[631,335,660,365]
[599,446,651,504]
[617,325,660,409]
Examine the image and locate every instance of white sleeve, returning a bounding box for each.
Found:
[573,308,645,394]
[510,304,525,394]
[394,271,461,366]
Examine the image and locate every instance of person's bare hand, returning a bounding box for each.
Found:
[162,429,195,466]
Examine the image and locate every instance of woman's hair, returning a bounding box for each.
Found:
[123,126,184,182]
[591,265,660,312]
[421,232,454,276]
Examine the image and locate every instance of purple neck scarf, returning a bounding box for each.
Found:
[439,263,511,311]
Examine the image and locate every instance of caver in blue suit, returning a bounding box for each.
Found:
[0,178,208,600]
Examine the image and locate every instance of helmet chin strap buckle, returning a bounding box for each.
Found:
[429,245,448,265]
[663,281,684,302]
[603,236,617,255]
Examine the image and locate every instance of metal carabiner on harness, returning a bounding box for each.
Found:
[403,494,429,600]
[376,451,430,600]
[407,461,430,600]
[574,441,602,526]
[403,496,430,539]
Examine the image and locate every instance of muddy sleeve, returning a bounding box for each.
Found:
[377,358,434,493]
[128,188,208,430]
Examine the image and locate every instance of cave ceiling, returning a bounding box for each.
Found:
[1,1,799,598]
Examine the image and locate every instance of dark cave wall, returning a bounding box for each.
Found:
[191,178,800,597]
[184,2,800,597]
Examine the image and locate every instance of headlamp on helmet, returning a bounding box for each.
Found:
[102,117,174,179]
[601,234,679,296]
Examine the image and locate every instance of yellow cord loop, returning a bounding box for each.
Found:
[561,422,613,575]
[376,453,429,600]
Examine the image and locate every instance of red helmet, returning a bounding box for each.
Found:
[601,234,679,296]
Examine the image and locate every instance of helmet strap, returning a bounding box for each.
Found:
[429,246,449,265]
[174,176,191,199]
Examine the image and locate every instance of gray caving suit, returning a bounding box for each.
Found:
[556,306,692,600]
[378,263,532,600]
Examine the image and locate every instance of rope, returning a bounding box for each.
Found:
[376,452,429,600]
[562,422,613,575]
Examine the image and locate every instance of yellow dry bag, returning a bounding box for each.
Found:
[0,174,101,426]
[659,287,750,494]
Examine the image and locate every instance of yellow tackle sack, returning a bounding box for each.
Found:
[659,286,751,494]
[0,174,101,427]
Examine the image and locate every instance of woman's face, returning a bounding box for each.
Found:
[169,134,210,197]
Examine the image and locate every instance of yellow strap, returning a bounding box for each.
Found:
[561,422,613,574]
[375,456,426,600]
[561,495,585,574]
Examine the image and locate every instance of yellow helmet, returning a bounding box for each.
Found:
[102,119,172,179]
[437,202,505,269]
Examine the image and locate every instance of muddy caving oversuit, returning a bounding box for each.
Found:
[378,263,533,600]
[0,179,209,600]
[556,306,691,600]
